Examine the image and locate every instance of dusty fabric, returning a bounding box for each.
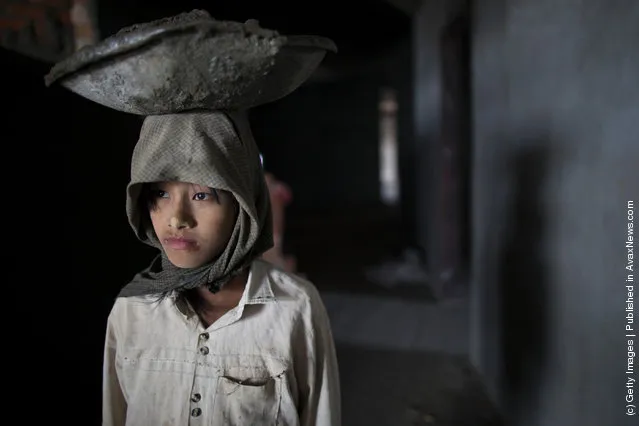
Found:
[104,259,341,426]
[118,111,273,297]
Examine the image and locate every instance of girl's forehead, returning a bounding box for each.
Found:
[153,181,211,191]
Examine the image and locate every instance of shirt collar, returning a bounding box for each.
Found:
[239,259,277,306]
[172,259,276,320]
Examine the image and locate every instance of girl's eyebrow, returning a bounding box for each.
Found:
[190,184,210,192]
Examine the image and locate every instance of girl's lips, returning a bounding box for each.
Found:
[164,237,198,250]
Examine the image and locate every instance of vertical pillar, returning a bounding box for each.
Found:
[413,0,467,297]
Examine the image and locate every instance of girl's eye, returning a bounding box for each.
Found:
[193,192,210,201]
[155,190,169,198]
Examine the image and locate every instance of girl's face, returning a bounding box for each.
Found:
[148,181,237,269]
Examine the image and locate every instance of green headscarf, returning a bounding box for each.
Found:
[118,110,273,297]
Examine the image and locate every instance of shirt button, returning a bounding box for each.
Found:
[191,393,201,403]
[191,408,202,417]
[199,346,209,355]
[199,332,209,341]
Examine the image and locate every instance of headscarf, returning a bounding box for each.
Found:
[118,110,273,297]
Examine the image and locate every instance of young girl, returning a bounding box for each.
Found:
[103,110,341,425]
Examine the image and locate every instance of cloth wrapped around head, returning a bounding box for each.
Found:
[118,111,273,297]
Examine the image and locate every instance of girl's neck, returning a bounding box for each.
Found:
[185,269,249,327]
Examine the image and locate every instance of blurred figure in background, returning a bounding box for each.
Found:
[262,171,297,273]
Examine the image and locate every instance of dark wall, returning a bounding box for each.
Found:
[250,74,380,214]
[470,0,639,425]
[3,49,153,423]
[249,33,413,218]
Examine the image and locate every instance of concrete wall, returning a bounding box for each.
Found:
[470,0,639,425]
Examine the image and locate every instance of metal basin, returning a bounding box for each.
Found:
[45,10,337,115]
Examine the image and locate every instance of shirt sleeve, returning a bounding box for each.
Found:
[103,304,127,426]
[296,291,341,426]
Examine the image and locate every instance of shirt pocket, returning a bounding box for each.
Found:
[214,372,284,426]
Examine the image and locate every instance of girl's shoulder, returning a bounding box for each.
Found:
[255,259,325,310]
[108,293,167,323]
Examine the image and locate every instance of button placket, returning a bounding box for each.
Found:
[198,332,210,356]
[190,332,209,420]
